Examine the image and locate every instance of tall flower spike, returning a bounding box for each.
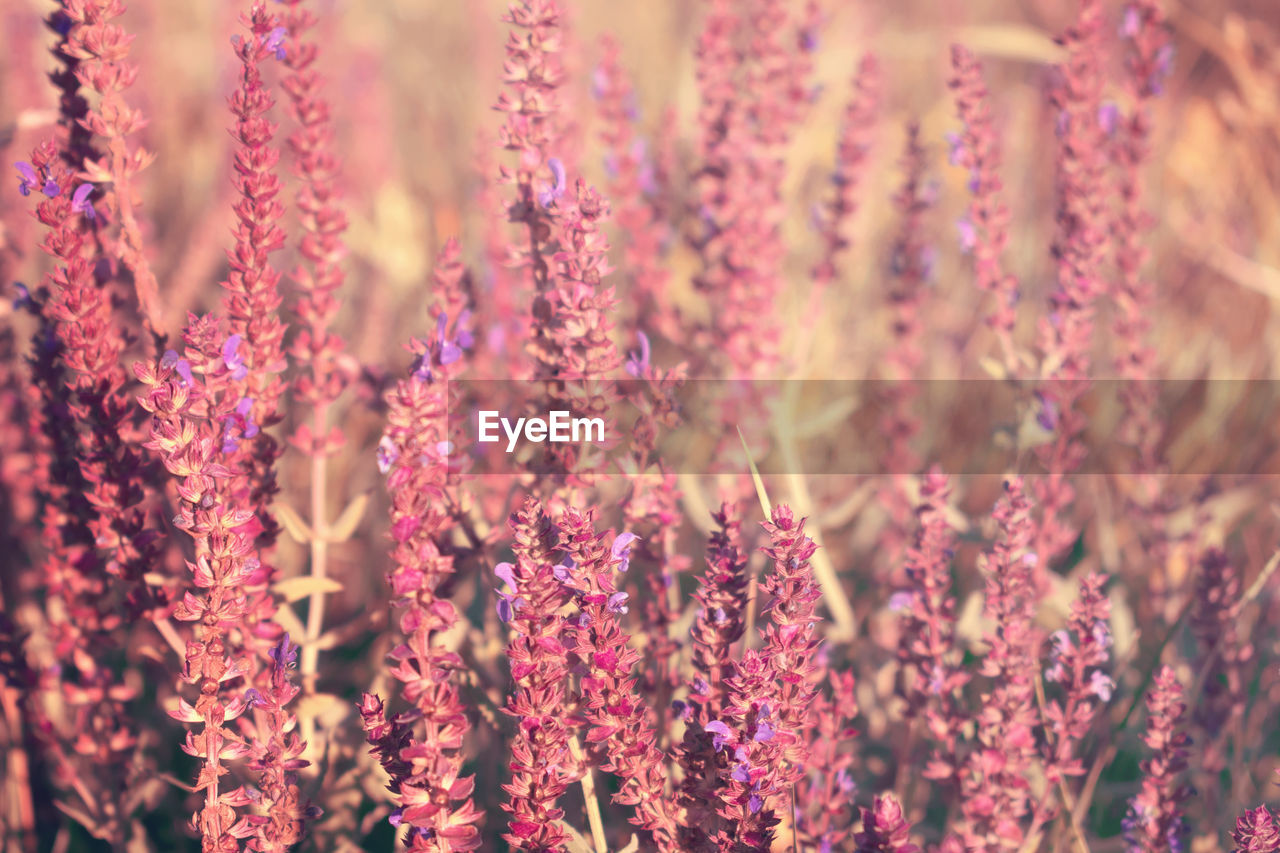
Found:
[957,477,1040,849]
[215,2,292,667]
[495,0,566,364]
[61,0,163,333]
[895,469,968,785]
[1112,0,1171,472]
[138,334,266,849]
[19,137,164,846]
[759,505,824,787]
[1042,571,1112,792]
[1123,665,1190,853]
[363,243,480,852]
[559,507,678,849]
[948,44,1019,373]
[1032,0,1110,569]
[499,498,574,851]
[806,53,879,357]
[677,503,750,848]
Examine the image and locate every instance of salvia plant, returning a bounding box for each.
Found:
[2,0,1280,852]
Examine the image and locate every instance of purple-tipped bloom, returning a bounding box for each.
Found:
[15,162,58,198]
[1090,670,1116,702]
[537,157,566,208]
[262,26,287,60]
[607,591,629,614]
[732,762,751,783]
[221,397,258,453]
[269,633,298,669]
[494,562,518,591]
[438,313,463,365]
[704,719,732,752]
[611,532,640,572]
[162,350,195,387]
[376,435,399,474]
[496,592,526,623]
[753,705,775,742]
[888,591,915,613]
[553,556,575,584]
[624,331,651,378]
[223,334,248,380]
[1035,391,1061,432]
[70,183,96,219]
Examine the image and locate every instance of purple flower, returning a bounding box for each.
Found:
[15,161,58,198]
[269,633,298,669]
[11,282,33,312]
[888,591,914,613]
[1093,620,1113,649]
[70,183,96,220]
[1035,391,1060,432]
[162,350,194,387]
[494,562,518,591]
[607,591,629,614]
[437,311,466,365]
[834,767,856,796]
[262,26,287,60]
[553,556,575,584]
[704,720,732,752]
[221,397,259,453]
[944,131,964,167]
[223,334,248,380]
[671,699,691,721]
[537,157,566,208]
[242,688,265,708]
[624,331,651,378]
[611,532,640,572]
[1090,670,1115,702]
[732,762,751,783]
[748,794,763,814]
[496,592,526,624]
[376,435,399,474]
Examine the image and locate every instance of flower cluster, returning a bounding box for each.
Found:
[956,478,1041,849]
[559,507,678,848]
[1042,571,1113,788]
[498,498,575,850]
[362,243,479,851]
[1123,665,1190,853]
[895,470,968,784]
[948,44,1019,372]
